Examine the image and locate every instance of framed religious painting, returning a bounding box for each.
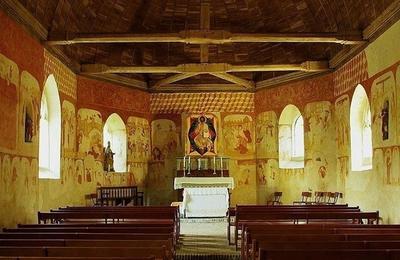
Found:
[187,114,217,156]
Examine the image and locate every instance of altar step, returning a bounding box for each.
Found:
[176,234,240,259]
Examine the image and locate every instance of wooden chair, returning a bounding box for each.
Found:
[327,192,342,205]
[267,192,282,205]
[293,192,312,205]
[313,191,327,204]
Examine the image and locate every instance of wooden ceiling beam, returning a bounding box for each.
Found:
[210,73,255,89]
[153,73,200,88]
[47,31,364,45]
[81,61,330,74]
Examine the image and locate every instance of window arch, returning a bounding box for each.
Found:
[279,104,304,169]
[103,113,127,172]
[39,75,61,179]
[350,84,372,171]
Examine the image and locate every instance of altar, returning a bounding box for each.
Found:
[174,177,234,218]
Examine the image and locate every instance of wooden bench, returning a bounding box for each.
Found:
[234,209,379,248]
[0,247,169,260]
[241,224,400,260]
[258,248,400,260]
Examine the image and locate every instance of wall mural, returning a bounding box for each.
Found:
[187,114,217,156]
[223,114,254,158]
[148,119,180,205]
[62,101,76,154]
[256,111,278,158]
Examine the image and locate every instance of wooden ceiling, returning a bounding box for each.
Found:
[7,0,400,92]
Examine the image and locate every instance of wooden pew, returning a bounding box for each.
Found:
[258,248,400,260]
[235,210,379,248]
[4,227,174,234]
[0,233,174,241]
[0,246,169,260]
[242,226,400,260]
[228,204,355,244]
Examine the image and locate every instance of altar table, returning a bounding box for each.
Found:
[174,177,234,218]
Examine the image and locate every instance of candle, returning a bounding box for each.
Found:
[220,157,223,170]
[188,156,191,175]
[213,156,216,175]
[183,155,186,169]
[198,158,201,170]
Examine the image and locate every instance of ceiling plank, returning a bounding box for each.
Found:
[210,72,255,89]
[200,3,210,63]
[46,31,365,45]
[81,61,330,74]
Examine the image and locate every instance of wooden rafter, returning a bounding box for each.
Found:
[47,31,364,45]
[81,61,330,74]
[153,73,200,88]
[210,72,255,89]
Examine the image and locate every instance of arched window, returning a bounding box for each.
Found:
[350,84,372,171]
[279,104,304,169]
[39,75,61,179]
[103,113,127,172]
[292,115,304,159]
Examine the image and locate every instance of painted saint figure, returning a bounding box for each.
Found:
[381,100,389,140]
[188,115,216,156]
[103,141,115,172]
[24,112,33,143]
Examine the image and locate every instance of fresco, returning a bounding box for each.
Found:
[148,119,180,205]
[256,111,278,158]
[187,114,217,156]
[0,53,19,150]
[62,101,76,154]
[230,161,257,205]
[126,116,150,186]
[371,72,396,147]
[223,114,255,158]
[304,101,336,192]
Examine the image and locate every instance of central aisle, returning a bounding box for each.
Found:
[176,218,240,260]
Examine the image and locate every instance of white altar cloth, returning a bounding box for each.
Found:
[174,177,235,189]
[182,187,229,217]
[174,177,234,217]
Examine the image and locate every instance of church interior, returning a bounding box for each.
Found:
[1,0,400,259]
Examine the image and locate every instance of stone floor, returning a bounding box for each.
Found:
[176,218,240,258]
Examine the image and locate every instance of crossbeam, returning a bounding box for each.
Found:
[210,72,255,89]
[47,31,364,45]
[81,61,329,74]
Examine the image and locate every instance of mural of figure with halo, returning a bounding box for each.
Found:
[187,114,217,156]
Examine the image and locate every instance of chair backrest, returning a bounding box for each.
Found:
[314,191,326,203]
[301,192,312,202]
[273,192,282,202]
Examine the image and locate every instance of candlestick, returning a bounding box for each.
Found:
[183,155,186,176]
[198,158,201,170]
[188,156,191,175]
[213,156,216,175]
[220,156,223,177]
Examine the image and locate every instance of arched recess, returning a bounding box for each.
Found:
[279,104,304,169]
[350,84,372,171]
[103,113,127,172]
[39,75,61,179]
